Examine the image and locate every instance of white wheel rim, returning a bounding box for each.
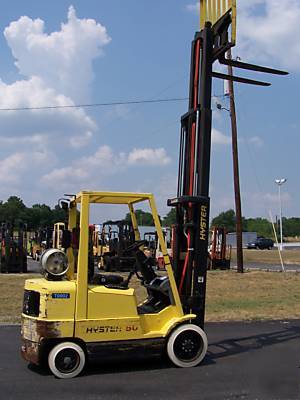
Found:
[48,342,85,379]
[167,324,208,368]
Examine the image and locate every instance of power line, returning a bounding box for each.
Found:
[0,97,189,112]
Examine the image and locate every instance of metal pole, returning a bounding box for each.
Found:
[279,184,283,251]
[275,178,286,251]
[227,49,244,273]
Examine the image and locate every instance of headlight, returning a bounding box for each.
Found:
[41,248,68,279]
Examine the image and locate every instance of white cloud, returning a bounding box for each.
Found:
[238,0,300,71]
[212,128,231,145]
[153,174,177,216]
[4,6,111,102]
[0,7,113,153]
[0,150,54,184]
[127,148,171,166]
[186,3,199,13]
[244,191,292,217]
[0,76,96,147]
[187,1,299,71]
[249,136,264,148]
[70,131,93,149]
[0,7,115,197]
[42,146,171,190]
[261,192,291,205]
[0,134,46,146]
[43,145,122,187]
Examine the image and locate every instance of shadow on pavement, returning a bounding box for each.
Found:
[205,322,300,364]
[27,322,300,377]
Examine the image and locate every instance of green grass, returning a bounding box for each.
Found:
[231,248,300,265]
[206,270,300,321]
[0,274,38,324]
[1,270,300,324]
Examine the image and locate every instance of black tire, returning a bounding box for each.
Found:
[48,342,85,379]
[167,324,208,368]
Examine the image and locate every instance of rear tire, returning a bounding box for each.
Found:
[48,342,85,379]
[167,324,207,368]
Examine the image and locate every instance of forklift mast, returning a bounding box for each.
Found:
[169,2,288,328]
[168,25,213,328]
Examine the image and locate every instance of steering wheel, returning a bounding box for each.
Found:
[121,240,147,286]
[124,240,147,252]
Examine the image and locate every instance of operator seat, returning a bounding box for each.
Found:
[135,250,174,314]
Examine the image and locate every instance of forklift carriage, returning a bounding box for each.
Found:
[21,191,208,378]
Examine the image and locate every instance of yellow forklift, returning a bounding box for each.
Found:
[93,226,110,269]
[52,222,65,250]
[22,192,206,378]
[20,0,287,378]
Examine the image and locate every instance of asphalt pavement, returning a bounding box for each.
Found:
[27,256,300,274]
[0,320,299,400]
[235,263,300,272]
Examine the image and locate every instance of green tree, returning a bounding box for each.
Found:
[162,208,176,227]
[0,196,27,226]
[279,217,300,238]
[125,209,154,226]
[211,209,236,232]
[244,217,273,238]
[52,204,68,225]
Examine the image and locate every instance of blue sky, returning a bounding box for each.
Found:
[0,0,298,222]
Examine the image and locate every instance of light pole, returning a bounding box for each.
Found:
[275,178,287,251]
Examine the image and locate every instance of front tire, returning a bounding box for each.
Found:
[48,342,85,379]
[167,324,208,368]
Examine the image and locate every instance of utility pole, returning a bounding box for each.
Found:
[227,49,244,273]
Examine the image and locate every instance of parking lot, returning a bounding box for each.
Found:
[1,320,299,400]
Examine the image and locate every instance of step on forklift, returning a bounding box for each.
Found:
[20,0,287,378]
[0,223,27,273]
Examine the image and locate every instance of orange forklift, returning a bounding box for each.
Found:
[208,227,231,270]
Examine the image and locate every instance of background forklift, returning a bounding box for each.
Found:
[21,0,287,378]
[28,227,53,261]
[100,219,137,272]
[52,222,65,250]
[208,226,231,270]
[0,223,27,273]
